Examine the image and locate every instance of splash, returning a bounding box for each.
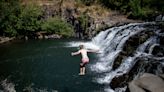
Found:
[66,41,100,50]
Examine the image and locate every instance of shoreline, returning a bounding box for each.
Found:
[0,37,15,44]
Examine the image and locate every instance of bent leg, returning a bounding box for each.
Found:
[82,67,86,75]
[79,63,84,75]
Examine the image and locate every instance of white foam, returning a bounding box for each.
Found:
[66,41,100,50]
[1,79,16,92]
[91,51,121,73]
[115,86,127,92]
[91,62,112,73]
[104,87,115,92]
[97,72,116,84]
[23,84,58,92]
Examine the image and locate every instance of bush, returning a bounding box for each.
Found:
[77,14,89,31]
[16,3,42,36]
[0,0,20,36]
[0,1,43,37]
[41,17,74,37]
[128,0,156,19]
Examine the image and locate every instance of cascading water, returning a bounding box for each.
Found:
[68,22,164,92]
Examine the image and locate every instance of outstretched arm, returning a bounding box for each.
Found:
[71,51,80,56]
[87,49,99,53]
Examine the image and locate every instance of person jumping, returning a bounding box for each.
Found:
[71,44,99,75]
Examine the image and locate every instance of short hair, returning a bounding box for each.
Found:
[79,45,84,49]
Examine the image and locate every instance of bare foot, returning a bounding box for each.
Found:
[79,73,85,75]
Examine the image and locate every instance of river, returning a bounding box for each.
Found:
[0,39,103,92]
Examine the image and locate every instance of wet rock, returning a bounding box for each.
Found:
[74,19,84,39]
[155,15,164,22]
[110,53,164,91]
[113,30,156,70]
[113,51,127,70]
[110,25,164,91]
[46,34,62,39]
[0,79,16,92]
[25,36,28,40]
[36,31,47,39]
[159,35,164,45]
[128,73,164,92]
[0,37,15,44]
[38,35,44,39]
[152,46,164,57]
[110,74,129,89]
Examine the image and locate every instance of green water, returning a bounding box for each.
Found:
[0,39,103,92]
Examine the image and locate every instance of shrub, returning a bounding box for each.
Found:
[41,17,74,37]
[16,3,42,36]
[0,0,20,36]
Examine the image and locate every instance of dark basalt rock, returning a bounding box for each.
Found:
[110,24,164,90]
[113,51,127,70]
[113,30,156,70]
[110,57,164,90]
[110,74,129,89]
[152,46,164,57]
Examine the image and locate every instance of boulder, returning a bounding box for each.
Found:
[47,34,62,39]
[155,15,162,21]
[0,37,15,44]
[155,15,164,22]
[162,16,164,21]
[128,73,164,92]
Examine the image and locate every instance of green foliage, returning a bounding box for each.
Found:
[128,0,157,19]
[16,4,42,35]
[129,0,142,17]
[0,1,43,37]
[96,0,164,20]
[77,14,89,32]
[41,17,74,37]
[147,0,164,12]
[0,0,20,36]
[0,1,74,38]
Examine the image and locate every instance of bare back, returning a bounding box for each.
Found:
[79,49,89,59]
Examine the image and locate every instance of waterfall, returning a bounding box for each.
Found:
[95,36,158,84]
[68,22,164,92]
[90,22,155,73]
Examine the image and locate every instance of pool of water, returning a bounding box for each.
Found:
[0,39,103,92]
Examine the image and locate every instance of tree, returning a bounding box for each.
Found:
[0,0,20,36]
[16,3,42,36]
[96,0,164,20]
[129,0,142,17]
